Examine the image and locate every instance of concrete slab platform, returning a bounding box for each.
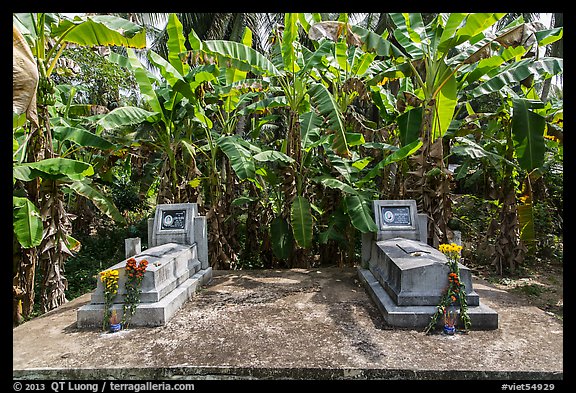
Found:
[13,268,563,381]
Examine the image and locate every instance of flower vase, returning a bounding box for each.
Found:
[443,305,458,335]
[443,324,456,335]
[110,323,122,333]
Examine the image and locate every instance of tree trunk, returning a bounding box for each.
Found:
[13,114,44,323]
[541,13,563,102]
[241,183,261,265]
[404,101,452,246]
[492,133,526,274]
[38,180,71,313]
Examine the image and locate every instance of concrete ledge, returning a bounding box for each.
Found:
[13,366,562,380]
[358,268,498,330]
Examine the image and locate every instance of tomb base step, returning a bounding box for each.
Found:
[358,267,498,330]
[77,268,212,328]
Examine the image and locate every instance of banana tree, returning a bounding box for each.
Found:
[181,13,313,266]
[454,15,562,273]
[450,83,562,274]
[108,14,272,268]
[12,13,146,322]
[199,13,411,266]
[386,13,563,248]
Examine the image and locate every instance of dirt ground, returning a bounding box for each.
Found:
[469,258,563,322]
[13,267,563,381]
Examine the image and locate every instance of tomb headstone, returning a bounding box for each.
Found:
[77,203,211,328]
[358,200,498,329]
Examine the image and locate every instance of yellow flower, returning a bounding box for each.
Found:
[438,243,463,259]
[100,269,120,295]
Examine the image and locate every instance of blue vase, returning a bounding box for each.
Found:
[110,323,122,333]
[444,325,456,335]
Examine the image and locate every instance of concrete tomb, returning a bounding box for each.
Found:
[77,203,212,328]
[358,200,498,329]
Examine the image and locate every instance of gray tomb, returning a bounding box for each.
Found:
[358,200,498,329]
[77,203,212,328]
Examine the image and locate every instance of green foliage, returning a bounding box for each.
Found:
[271,217,293,259]
[15,13,563,311]
[52,46,139,108]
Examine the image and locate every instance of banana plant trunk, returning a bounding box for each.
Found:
[491,132,525,274]
[14,125,44,322]
[405,100,451,247]
[38,179,72,313]
[283,109,309,268]
[206,157,239,269]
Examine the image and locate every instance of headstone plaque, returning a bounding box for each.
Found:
[161,209,187,230]
[372,200,419,241]
[151,203,197,247]
[380,205,412,228]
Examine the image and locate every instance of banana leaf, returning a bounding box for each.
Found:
[253,150,295,165]
[300,111,322,149]
[14,157,94,182]
[68,180,125,224]
[52,126,115,150]
[432,69,457,141]
[203,40,279,77]
[350,25,403,58]
[518,201,536,248]
[437,13,505,56]
[308,83,349,158]
[469,57,563,98]
[50,15,146,48]
[165,13,189,76]
[282,13,300,73]
[343,194,378,233]
[126,49,165,118]
[511,98,546,171]
[314,175,358,195]
[217,135,256,181]
[271,216,293,259]
[96,106,159,131]
[389,13,426,59]
[291,196,313,249]
[534,27,563,46]
[397,107,422,146]
[13,196,43,248]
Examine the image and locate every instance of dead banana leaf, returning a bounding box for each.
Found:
[308,21,362,47]
[13,25,38,127]
[495,24,525,48]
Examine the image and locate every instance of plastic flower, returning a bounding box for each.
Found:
[100,269,120,331]
[122,258,148,329]
[425,243,471,334]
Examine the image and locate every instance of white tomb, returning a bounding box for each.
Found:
[358,200,498,329]
[77,203,212,328]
